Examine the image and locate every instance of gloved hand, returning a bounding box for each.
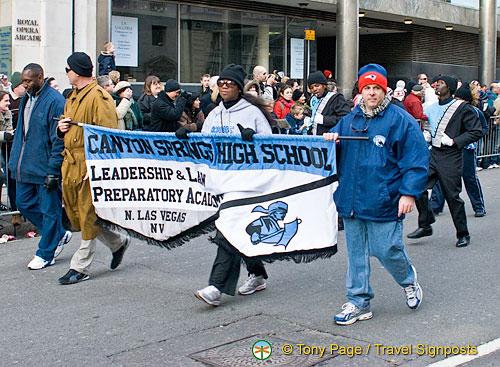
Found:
[422,130,432,143]
[303,116,312,127]
[3,132,13,142]
[44,174,59,192]
[315,113,324,125]
[175,126,190,139]
[441,133,454,146]
[237,123,256,142]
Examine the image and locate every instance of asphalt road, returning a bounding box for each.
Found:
[1,169,499,367]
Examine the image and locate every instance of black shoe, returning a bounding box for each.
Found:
[58,269,90,285]
[407,226,433,239]
[110,235,131,270]
[474,211,486,217]
[456,235,470,247]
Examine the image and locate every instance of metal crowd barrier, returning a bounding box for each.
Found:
[476,116,500,159]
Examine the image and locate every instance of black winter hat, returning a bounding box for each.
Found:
[454,83,472,102]
[164,79,180,92]
[438,76,458,95]
[219,64,246,91]
[67,52,93,77]
[307,71,328,86]
[292,89,304,102]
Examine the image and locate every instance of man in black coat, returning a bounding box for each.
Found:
[307,71,350,135]
[148,79,187,132]
[407,76,483,248]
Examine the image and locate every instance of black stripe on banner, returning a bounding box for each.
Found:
[219,174,338,211]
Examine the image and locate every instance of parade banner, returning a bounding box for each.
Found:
[84,126,338,262]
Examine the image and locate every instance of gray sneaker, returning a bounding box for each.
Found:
[54,230,72,258]
[404,265,423,309]
[334,302,373,325]
[195,285,221,306]
[238,274,266,295]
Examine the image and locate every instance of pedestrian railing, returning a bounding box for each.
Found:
[476,116,500,159]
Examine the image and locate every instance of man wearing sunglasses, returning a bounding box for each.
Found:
[323,64,429,325]
[57,52,130,285]
[195,63,272,307]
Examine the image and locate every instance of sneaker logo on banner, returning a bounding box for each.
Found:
[245,201,301,249]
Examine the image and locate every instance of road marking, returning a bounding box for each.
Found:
[427,337,500,367]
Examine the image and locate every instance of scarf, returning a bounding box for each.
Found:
[359,94,391,118]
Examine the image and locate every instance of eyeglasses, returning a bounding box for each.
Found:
[217,79,237,88]
[350,121,370,134]
[65,67,72,73]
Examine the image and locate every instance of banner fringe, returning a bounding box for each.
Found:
[209,234,337,264]
[97,216,216,249]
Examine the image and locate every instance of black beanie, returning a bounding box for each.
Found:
[307,71,328,86]
[438,76,458,95]
[219,64,246,91]
[164,79,180,92]
[67,52,93,77]
[292,89,303,102]
[454,84,472,101]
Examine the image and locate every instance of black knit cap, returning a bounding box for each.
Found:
[292,89,304,102]
[67,52,93,77]
[307,71,328,86]
[438,76,458,95]
[164,79,180,92]
[454,83,472,102]
[219,64,246,91]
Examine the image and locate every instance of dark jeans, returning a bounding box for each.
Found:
[209,231,268,296]
[431,149,485,214]
[416,148,468,238]
[16,181,66,261]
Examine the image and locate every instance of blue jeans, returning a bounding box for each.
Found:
[16,181,66,261]
[343,217,416,310]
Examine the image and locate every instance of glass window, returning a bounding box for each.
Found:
[112,0,178,82]
[180,5,285,83]
[287,17,317,80]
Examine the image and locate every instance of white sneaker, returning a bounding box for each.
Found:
[488,163,500,169]
[195,285,221,306]
[238,274,266,295]
[476,167,483,172]
[54,230,73,258]
[404,265,423,309]
[27,255,55,270]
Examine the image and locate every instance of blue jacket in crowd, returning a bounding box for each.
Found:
[331,103,430,221]
[8,82,66,184]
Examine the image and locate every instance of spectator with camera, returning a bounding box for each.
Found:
[148,79,188,132]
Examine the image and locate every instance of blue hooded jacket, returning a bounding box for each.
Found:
[331,103,429,221]
[8,82,65,184]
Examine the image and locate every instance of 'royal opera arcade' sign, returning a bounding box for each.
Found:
[83,126,338,262]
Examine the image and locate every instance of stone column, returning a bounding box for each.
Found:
[257,24,269,71]
[96,0,112,60]
[479,0,497,84]
[336,0,359,98]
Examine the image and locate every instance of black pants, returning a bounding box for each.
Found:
[416,148,468,238]
[208,231,268,296]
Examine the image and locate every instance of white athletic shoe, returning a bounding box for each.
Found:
[195,285,221,306]
[238,274,266,295]
[54,230,73,258]
[27,255,55,270]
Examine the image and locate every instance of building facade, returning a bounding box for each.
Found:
[0,0,498,91]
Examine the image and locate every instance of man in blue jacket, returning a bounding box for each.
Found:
[8,63,72,270]
[324,64,429,325]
